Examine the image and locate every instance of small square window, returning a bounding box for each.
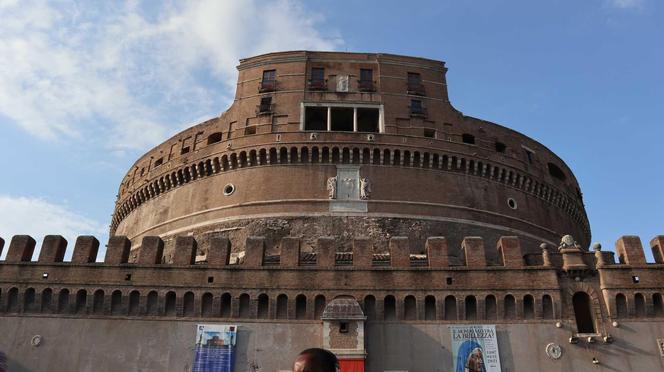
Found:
[495,142,506,153]
[446,277,453,285]
[462,133,475,145]
[124,274,132,281]
[424,128,436,138]
[154,157,164,167]
[311,67,325,81]
[360,68,373,82]
[208,276,214,283]
[262,69,276,82]
[632,275,640,283]
[181,146,190,155]
[339,322,349,333]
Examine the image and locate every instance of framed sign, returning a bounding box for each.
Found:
[450,325,502,372]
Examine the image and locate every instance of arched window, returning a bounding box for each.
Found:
[257,294,269,319]
[465,296,477,320]
[653,293,664,317]
[75,289,87,314]
[238,293,251,318]
[7,288,19,313]
[296,294,307,319]
[111,290,123,315]
[221,293,232,318]
[523,295,535,319]
[24,288,37,313]
[634,293,646,317]
[183,292,195,317]
[276,294,288,319]
[404,295,417,320]
[201,293,214,317]
[616,293,628,318]
[424,295,436,320]
[41,288,53,313]
[485,295,497,320]
[93,290,105,314]
[314,295,326,319]
[165,291,176,316]
[129,290,140,316]
[542,295,554,319]
[504,295,516,319]
[57,289,70,314]
[384,295,396,321]
[444,295,457,320]
[572,292,595,333]
[146,291,159,315]
[364,295,376,321]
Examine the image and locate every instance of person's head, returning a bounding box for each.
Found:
[292,348,339,372]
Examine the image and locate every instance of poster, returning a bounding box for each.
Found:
[192,324,237,372]
[450,325,501,372]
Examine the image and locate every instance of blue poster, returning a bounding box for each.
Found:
[192,324,237,372]
[450,325,501,372]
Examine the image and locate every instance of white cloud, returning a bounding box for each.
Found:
[605,0,644,9]
[0,195,107,261]
[0,0,342,151]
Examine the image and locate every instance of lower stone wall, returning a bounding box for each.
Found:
[1,316,663,371]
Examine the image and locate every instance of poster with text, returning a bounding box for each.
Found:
[450,325,501,372]
[192,324,237,372]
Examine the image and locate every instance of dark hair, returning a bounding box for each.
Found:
[298,348,338,372]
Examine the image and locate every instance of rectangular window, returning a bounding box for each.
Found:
[154,157,164,167]
[359,68,375,91]
[407,72,424,95]
[360,68,373,82]
[309,67,326,90]
[357,108,379,132]
[260,69,276,92]
[258,96,272,113]
[304,106,327,131]
[331,107,354,131]
[410,99,425,116]
[424,128,436,138]
[524,148,534,164]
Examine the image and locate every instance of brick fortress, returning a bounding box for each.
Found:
[1,51,663,371]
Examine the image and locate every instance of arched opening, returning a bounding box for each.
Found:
[93,290,105,314]
[7,288,19,313]
[504,295,516,319]
[146,291,159,315]
[128,290,140,316]
[24,288,37,313]
[653,293,664,317]
[221,293,232,318]
[111,290,123,315]
[572,292,595,333]
[465,296,477,320]
[634,293,646,317]
[296,294,307,319]
[404,295,417,320]
[257,294,269,319]
[201,293,214,317]
[424,295,436,320]
[616,293,628,318]
[314,295,326,319]
[444,295,457,320]
[364,295,376,321]
[485,295,497,320]
[238,293,251,318]
[183,292,195,317]
[542,295,554,319]
[276,294,288,319]
[164,291,176,316]
[41,288,53,313]
[523,295,535,319]
[75,289,87,314]
[57,289,70,314]
[384,295,396,320]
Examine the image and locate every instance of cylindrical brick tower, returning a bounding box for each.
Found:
[110,51,590,262]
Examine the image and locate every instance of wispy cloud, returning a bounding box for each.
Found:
[605,0,645,9]
[0,195,107,261]
[0,0,342,152]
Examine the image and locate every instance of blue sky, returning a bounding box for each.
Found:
[0,0,662,261]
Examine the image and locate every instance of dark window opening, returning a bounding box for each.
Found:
[207,276,214,283]
[548,162,566,181]
[165,291,176,316]
[295,295,307,319]
[339,322,349,333]
[524,149,534,164]
[424,128,436,138]
[616,293,627,317]
[260,69,276,92]
[425,296,436,320]
[359,69,374,91]
[154,158,164,167]
[410,100,425,117]
[504,295,516,319]
[462,133,475,144]
[202,293,214,317]
[635,293,646,317]
[314,295,326,319]
[124,274,132,281]
[485,295,497,320]
[542,295,554,319]
[446,277,453,285]
[357,108,379,132]
[384,295,396,321]
[632,275,640,283]
[407,72,424,95]
[244,126,257,135]
[257,294,269,319]
[239,294,250,318]
[444,296,457,320]
[305,107,327,131]
[258,96,272,114]
[207,132,222,145]
[221,293,232,318]
[524,295,535,319]
[309,67,326,90]
[572,292,595,333]
[140,168,145,176]
[495,142,506,153]
[364,295,376,320]
[653,294,663,316]
[331,107,354,132]
[276,294,288,319]
[129,291,140,315]
[181,146,190,155]
[465,296,477,320]
[404,296,417,320]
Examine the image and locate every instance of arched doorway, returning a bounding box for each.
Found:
[572,292,595,333]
